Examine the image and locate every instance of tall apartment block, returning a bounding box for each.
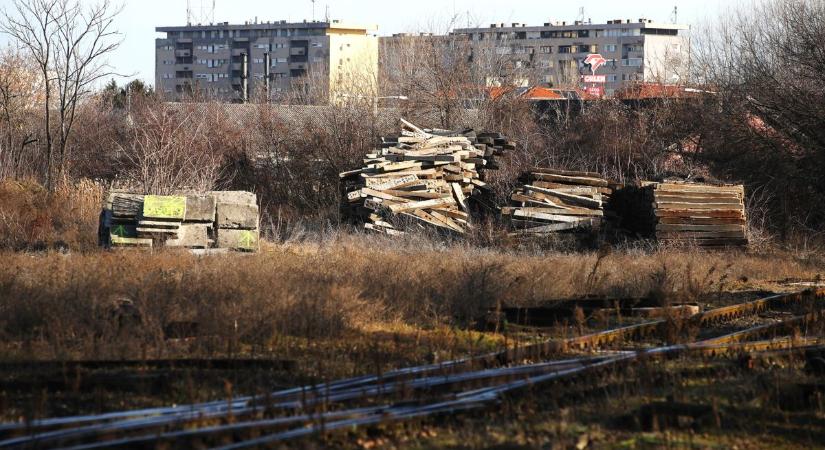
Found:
[452,19,689,96]
[155,20,378,102]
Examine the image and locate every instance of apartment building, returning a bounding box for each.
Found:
[155,20,378,102]
[453,19,689,96]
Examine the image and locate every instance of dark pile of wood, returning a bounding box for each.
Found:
[339,119,513,234]
[100,191,260,251]
[649,182,748,247]
[503,168,612,236]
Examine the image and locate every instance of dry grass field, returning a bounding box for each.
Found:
[1,181,825,448]
[1,234,824,448]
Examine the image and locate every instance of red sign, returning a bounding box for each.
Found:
[586,86,605,97]
[583,75,606,83]
[584,54,607,74]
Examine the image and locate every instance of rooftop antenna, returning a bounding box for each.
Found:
[311,0,316,21]
[325,4,329,22]
[671,5,678,24]
[577,6,585,22]
[186,0,214,26]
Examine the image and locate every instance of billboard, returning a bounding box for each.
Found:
[582,75,606,83]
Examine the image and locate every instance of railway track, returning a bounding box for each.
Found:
[1,288,823,449]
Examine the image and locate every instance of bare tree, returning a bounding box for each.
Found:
[0,46,41,178]
[117,98,226,194]
[1,0,123,190]
[691,0,825,238]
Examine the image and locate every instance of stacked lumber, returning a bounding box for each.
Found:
[503,168,611,235]
[339,119,512,234]
[100,191,259,251]
[650,182,747,247]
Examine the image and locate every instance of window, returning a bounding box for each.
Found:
[495,47,511,55]
[538,60,553,69]
[606,74,618,82]
[252,58,264,64]
[605,44,617,52]
[273,43,285,49]
[194,73,209,79]
[622,58,643,67]
[254,44,269,49]
[162,60,174,65]
[540,46,552,54]
[162,73,173,79]
[310,42,323,47]
[558,45,571,54]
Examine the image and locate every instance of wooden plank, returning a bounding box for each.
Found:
[361,169,437,178]
[368,174,419,191]
[656,224,746,232]
[655,209,745,219]
[658,217,746,225]
[451,183,468,211]
[654,195,743,205]
[524,185,602,209]
[531,173,609,187]
[654,202,745,210]
[510,209,586,223]
[430,210,465,233]
[530,167,603,178]
[383,189,451,199]
[657,230,747,239]
[361,188,412,203]
[656,183,744,194]
[511,219,596,234]
[388,197,456,213]
[532,181,611,195]
[502,207,603,217]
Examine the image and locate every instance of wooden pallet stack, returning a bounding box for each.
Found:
[101,191,259,251]
[503,168,611,235]
[650,182,747,247]
[339,119,512,235]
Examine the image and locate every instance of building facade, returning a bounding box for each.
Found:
[155,20,378,102]
[453,19,689,96]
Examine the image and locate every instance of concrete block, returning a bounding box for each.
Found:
[216,228,259,251]
[209,191,257,206]
[216,203,259,229]
[184,195,216,222]
[108,193,144,218]
[143,195,186,220]
[166,223,212,248]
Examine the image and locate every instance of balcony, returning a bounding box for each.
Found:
[174,49,191,57]
[231,48,248,57]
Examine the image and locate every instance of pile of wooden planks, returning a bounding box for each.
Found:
[503,168,611,235]
[650,182,747,247]
[339,119,512,235]
[100,191,259,251]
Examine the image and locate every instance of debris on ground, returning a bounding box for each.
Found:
[339,119,513,235]
[503,167,612,236]
[99,191,260,251]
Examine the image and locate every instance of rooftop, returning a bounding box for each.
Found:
[156,20,377,33]
[455,19,688,32]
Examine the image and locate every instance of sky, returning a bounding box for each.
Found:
[0,0,729,86]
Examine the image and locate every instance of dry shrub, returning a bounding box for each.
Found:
[0,178,102,251]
